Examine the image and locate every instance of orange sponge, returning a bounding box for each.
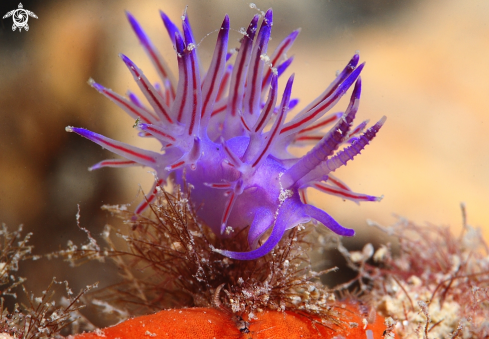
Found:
[73,303,388,339]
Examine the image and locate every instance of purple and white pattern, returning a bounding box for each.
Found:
[66,9,385,260]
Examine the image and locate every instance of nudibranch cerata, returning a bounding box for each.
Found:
[66,8,385,260]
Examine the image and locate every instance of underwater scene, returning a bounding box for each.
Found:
[1,0,488,337]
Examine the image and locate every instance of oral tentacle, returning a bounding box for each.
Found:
[215,219,286,260]
[303,204,355,237]
[215,198,310,260]
[247,207,275,249]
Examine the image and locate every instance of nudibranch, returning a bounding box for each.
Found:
[66,8,385,260]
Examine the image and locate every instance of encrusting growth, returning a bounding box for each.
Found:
[66,7,385,260]
[72,303,388,339]
[334,205,489,338]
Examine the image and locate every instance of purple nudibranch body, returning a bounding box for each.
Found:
[66,9,386,260]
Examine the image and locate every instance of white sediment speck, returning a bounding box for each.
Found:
[95,329,106,337]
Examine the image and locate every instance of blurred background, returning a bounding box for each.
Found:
[1,0,488,317]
